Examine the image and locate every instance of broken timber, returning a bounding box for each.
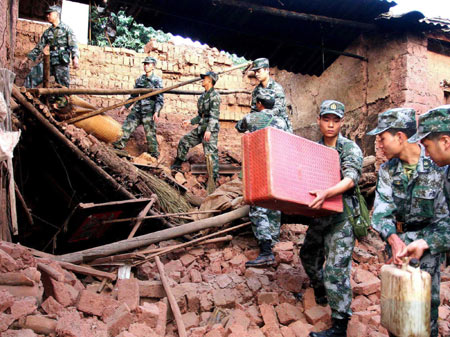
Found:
[55,205,250,264]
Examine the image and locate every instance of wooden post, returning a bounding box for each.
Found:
[155,256,187,337]
[127,196,157,240]
[64,61,251,124]
[43,54,50,88]
[55,205,250,264]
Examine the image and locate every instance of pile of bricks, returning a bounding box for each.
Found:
[1,225,449,337]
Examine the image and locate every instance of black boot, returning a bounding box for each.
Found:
[313,285,328,306]
[245,240,275,267]
[171,157,184,170]
[309,317,349,337]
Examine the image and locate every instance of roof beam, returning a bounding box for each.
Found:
[216,0,377,31]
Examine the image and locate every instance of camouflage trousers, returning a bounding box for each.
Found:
[177,127,219,180]
[281,113,293,133]
[387,231,441,337]
[300,217,355,320]
[24,62,70,88]
[249,205,281,244]
[114,110,159,157]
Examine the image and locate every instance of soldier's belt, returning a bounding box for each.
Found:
[50,46,66,51]
[396,221,427,233]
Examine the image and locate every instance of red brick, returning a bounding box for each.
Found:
[116,332,137,337]
[216,274,233,288]
[190,269,203,283]
[155,301,167,336]
[302,288,316,310]
[280,326,296,337]
[205,323,225,337]
[224,309,250,330]
[275,303,304,325]
[0,313,14,332]
[106,303,133,336]
[261,324,283,337]
[41,296,64,315]
[76,289,120,317]
[128,322,159,337]
[10,297,37,320]
[24,315,57,335]
[257,292,279,306]
[275,269,307,293]
[259,303,279,327]
[354,268,379,284]
[164,259,184,273]
[347,319,369,337]
[190,326,207,337]
[138,280,165,298]
[369,314,381,327]
[275,250,294,264]
[213,289,236,308]
[0,284,42,302]
[304,305,331,325]
[180,253,196,266]
[1,329,38,337]
[247,328,265,337]
[353,279,381,296]
[136,302,159,328]
[273,242,294,251]
[288,320,313,337]
[117,278,140,311]
[182,311,200,330]
[0,289,14,312]
[42,277,77,307]
[353,310,378,324]
[351,295,372,312]
[0,249,18,272]
[439,305,450,321]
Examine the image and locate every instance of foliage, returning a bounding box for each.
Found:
[90,7,172,52]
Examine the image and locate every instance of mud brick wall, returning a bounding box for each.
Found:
[14,19,257,160]
[0,0,19,70]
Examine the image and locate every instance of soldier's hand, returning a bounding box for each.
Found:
[387,234,407,265]
[19,58,28,69]
[308,190,328,209]
[119,106,127,115]
[398,239,428,260]
[72,56,79,70]
[153,114,159,123]
[203,131,211,142]
[182,120,190,128]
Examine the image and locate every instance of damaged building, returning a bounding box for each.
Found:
[0,0,450,336]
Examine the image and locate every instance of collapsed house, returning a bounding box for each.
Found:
[0,0,450,336]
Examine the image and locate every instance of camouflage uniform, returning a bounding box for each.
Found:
[369,108,449,337]
[24,15,79,88]
[250,58,293,132]
[114,69,164,157]
[176,79,221,179]
[236,94,289,245]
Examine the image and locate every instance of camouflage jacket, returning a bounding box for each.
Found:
[235,109,288,133]
[372,145,449,255]
[191,88,221,133]
[316,134,363,223]
[251,79,286,116]
[126,73,164,114]
[27,22,79,66]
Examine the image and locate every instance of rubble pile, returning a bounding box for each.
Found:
[1,226,449,337]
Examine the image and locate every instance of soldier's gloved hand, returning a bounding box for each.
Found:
[398,239,428,260]
[203,131,211,142]
[153,114,159,123]
[119,106,127,115]
[19,58,29,69]
[72,56,79,70]
[182,120,190,128]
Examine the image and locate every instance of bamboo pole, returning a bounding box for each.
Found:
[27,87,251,96]
[155,256,187,337]
[64,61,251,124]
[102,209,222,225]
[55,205,250,264]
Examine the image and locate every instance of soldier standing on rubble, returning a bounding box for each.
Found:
[400,105,450,260]
[367,108,449,337]
[19,5,79,88]
[171,71,221,182]
[113,56,164,159]
[250,58,293,133]
[300,100,363,337]
[235,91,288,267]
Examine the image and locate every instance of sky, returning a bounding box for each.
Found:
[390,0,450,19]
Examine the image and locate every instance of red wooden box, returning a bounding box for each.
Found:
[242,127,343,216]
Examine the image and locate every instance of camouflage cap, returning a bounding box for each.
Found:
[200,71,219,85]
[367,108,416,136]
[408,105,450,143]
[255,89,275,109]
[143,56,157,64]
[319,100,345,118]
[46,5,61,13]
[251,58,270,71]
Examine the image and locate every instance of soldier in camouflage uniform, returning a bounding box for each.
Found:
[171,71,221,180]
[300,100,363,337]
[113,56,164,158]
[20,5,79,88]
[400,105,450,259]
[368,108,449,337]
[236,92,288,267]
[250,58,293,133]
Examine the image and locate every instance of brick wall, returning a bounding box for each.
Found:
[14,19,256,161]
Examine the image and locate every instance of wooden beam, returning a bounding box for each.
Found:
[217,0,377,31]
